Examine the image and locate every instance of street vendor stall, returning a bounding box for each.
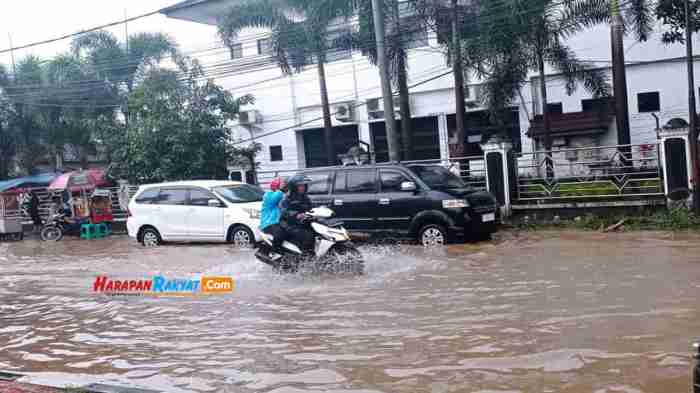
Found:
[0,193,23,241]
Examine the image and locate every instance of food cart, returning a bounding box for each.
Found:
[0,193,24,241]
[89,189,114,224]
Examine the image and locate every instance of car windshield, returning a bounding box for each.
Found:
[408,165,467,189]
[213,184,264,203]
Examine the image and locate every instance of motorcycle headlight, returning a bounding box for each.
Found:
[244,208,261,219]
[442,199,469,209]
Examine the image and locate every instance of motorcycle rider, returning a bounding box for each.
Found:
[260,177,287,256]
[280,174,315,252]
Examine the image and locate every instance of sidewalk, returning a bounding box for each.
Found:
[0,381,63,393]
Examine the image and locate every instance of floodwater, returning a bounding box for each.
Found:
[0,231,699,393]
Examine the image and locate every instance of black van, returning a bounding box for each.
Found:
[296,163,499,245]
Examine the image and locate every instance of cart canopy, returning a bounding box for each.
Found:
[0,172,62,193]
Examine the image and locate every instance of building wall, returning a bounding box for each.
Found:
[164,3,700,176]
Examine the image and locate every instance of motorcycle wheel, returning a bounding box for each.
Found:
[40,226,64,242]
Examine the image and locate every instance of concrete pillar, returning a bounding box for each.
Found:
[437,113,450,165]
[657,127,693,206]
[481,137,515,217]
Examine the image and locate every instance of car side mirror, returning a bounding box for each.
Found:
[208,199,223,208]
[400,181,417,192]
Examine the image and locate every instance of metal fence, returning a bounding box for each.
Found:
[514,143,665,203]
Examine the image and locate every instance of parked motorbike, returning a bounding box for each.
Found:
[254,207,364,275]
[40,212,83,241]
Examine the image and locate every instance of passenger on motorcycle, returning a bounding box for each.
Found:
[260,177,287,254]
[280,175,315,252]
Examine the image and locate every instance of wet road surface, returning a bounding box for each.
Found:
[0,231,699,393]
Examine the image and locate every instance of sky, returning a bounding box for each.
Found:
[0,0,223,68]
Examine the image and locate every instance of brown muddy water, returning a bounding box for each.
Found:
[0,231,699,393]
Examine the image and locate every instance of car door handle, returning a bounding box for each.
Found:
[379,198,390,205]
[334,199,344,206]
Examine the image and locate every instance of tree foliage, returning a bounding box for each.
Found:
[113,60,254,183]
[655,0,700,43]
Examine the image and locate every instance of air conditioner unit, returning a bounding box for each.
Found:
[334,103,354,122]
[367,98,402,120]
[239,110,261,125]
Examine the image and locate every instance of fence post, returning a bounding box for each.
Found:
[481,137,515,218]
[657,126,693,206]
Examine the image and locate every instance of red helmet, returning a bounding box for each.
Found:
[270,177,282,191]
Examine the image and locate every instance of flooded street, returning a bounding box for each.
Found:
[0,231,699,393]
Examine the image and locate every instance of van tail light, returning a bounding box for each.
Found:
[126,208,132,218]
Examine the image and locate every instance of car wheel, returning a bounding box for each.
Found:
[230,225,254,248]
[418,224,447,246]
[140,227,161,247]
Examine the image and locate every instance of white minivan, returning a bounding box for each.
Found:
[127,181,263,247]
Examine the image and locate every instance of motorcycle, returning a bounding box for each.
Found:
[40,211,84,241]
[254,206,365,275]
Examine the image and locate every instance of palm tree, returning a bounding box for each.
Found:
[0,56,48,175]
[469,0,611,177]
[218,0,354,166]
[567,0,656,150]
[71,31,178,93]
[336,0,416,160]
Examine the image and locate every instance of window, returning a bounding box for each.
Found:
[189,188,216,206]
[547,103,563,114]
[156,188,187,205]
[135,188,159,204]
[270,145,283,162]
[380,170,410,192]
[306,171,331,195]
[335,169,377,193]
[213,184,264,204]
[230,43,243,59]
[404,27,429,49]
[581,98,608,112]
[257,38,272,55]
[325,29,352,62]
[637,92,660,113]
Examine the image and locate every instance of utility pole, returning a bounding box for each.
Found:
[452,0,467,159]
[685,0,700,212]
[124,9,131,181]
[371,0,400,162]
[7,33,16,75]
[610,0,632,164]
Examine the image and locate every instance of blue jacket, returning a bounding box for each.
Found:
[260,190,284,230]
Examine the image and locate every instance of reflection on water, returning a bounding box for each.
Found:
[0,231,699,392]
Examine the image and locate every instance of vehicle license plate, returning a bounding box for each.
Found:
[482,213,495,222]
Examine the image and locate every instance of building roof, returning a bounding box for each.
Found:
[527,109,614,140]
[161,0,235,25]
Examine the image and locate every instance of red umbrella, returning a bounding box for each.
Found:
[48,169,111,192]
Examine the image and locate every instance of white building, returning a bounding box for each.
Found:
[162,0,700,179]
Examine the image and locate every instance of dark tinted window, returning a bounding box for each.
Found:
[156,188,187,205]
[335,169,377,193]
[135,188,159,204]
[270,145,283,161]
[582,98,608,112]
[189,188,215,206]
[637,92,660,112]
[380,170,410,192]
[306,171,331,195]
[547,103,563,114]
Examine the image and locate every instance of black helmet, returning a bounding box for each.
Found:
[287,174,312,194]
